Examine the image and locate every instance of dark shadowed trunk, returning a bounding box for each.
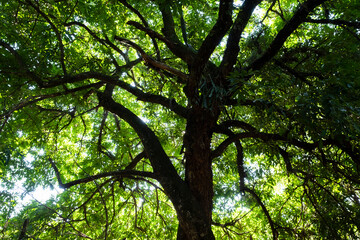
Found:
[177,105,219,239]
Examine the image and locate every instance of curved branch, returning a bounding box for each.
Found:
[244,187,278,240]
[72,24,128,63]
[278,146,294,174]
[125,151,147,170]
[65,21,129,61]
[29,71,188,118]
[48,158,156,189]
[211,131,316,159]
[97,91,180,180]
[216,120,257,132]
[42,58,140,88]
[25,0,67,75]
[248,0,326,71]
[97,72,188,117]
[114,36,188,82]
[118,0,161,60]
[0,82,103,120]
[0,40,43,86]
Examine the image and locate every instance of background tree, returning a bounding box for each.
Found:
[1,0,359,239]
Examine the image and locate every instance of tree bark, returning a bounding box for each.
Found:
[178,106,218,239]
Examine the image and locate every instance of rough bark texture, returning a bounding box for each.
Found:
[176,105,219,239]
[185,108,217,223]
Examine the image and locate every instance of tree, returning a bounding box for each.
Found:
[1,0,359,239]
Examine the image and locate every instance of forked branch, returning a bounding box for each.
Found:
[114,36,188,82]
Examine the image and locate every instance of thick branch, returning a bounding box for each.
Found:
[211,131,316,159]
[114,36,188,82]
[97,91,180,179]
[235,141,245,192]
[38,71,188,118]
[157,1,196,64]
[125,151,147,170]
[195,0,233,69]
[186,0,234,99]
[248,0,326,71]
[278,147,294,173]
[220,0,262,77]
[18,218,29,240]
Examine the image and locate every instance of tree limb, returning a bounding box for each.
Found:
[157,0,196,64]
[30,71,188,118]
[25,0,67,75]
[220,0,262,78]
[64,21,129,61]
[0,82,103,120]
[211,131,317,159]
[114,36,188,82]
[18,218,29,240]
[48,158,156,189]
[216,120,257,132]
[244,187,278,240]
[248,0,327,71]
[125,151,147,170]
[195,0,234,71]
[118,0,161,60]
[0,39,43,86]
[235,141,245,193]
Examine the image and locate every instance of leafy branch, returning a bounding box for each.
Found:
[25,0,67,75]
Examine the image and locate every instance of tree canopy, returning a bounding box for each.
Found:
[1,0,360,239]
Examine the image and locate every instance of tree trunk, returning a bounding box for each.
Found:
[177,106,218,239]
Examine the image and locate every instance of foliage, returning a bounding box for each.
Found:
[0,0,360,239]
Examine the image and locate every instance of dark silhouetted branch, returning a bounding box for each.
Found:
[118,0,161,60]
[248,0,326,71]
[244,187,278,240]
[220,0,262,77]
[48,158,156,189]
